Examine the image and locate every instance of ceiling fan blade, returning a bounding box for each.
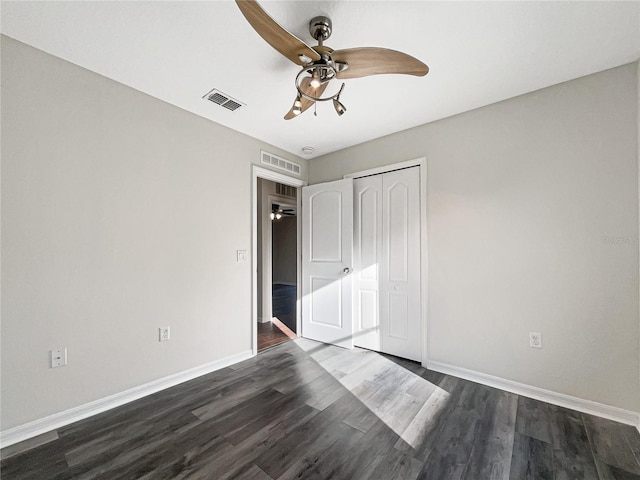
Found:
[235,0,321,66]
[332,47,428,79]
[284,77,329,120]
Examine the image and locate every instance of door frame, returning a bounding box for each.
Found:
[344,157,428,366]
[252,166,306,355]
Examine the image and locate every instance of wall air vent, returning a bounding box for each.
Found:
[276,183,297,198]
[202,88,245,112]
[261,150,301,176]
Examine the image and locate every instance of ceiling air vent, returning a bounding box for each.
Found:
[202,88,245,112]
[261,150,301,176]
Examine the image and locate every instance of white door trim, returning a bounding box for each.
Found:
[252,166,306,356]
[344,157,428,365]
[343,158,426,179]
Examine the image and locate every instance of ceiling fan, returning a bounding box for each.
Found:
[271,204,295,220]
[235,0,429,119]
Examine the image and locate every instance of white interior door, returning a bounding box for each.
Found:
[381,167,421,361]
[302,178,354,349]
[353,175,382,351]
[353,167,421,361]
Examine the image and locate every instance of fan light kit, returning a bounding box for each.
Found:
[271,204,295,221]
[235,0,429,119]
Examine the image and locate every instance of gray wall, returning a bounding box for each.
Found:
[309,63,640,413]
[2,32,638,431]
[0,36,307,429]
[272,216,297,285]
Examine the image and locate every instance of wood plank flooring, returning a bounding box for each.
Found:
[3,338,639,479]
[257,320,294,351]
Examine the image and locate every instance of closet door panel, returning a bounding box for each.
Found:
[387,182,409,283]
[353,175,382,351]
[381,167,421,361]
[388,293,409,340]
[353,166,421,361]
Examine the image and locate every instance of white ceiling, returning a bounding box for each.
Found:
[2,1,639,159]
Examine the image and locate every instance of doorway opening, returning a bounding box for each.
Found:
[256,177,300,351]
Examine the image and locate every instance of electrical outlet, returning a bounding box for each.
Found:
[51,348,68,368]
[529,332,542,349]
[159,326,170,342]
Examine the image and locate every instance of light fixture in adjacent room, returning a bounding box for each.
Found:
[271,203,296,221]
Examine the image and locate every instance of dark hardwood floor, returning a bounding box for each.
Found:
[2,338,639,479]
[257,320,294,351]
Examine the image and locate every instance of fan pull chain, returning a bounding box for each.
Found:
[314,102,317,116]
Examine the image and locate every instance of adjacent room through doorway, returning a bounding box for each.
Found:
[257,178,299,351]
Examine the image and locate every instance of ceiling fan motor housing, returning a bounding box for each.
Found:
[309,16,332,42]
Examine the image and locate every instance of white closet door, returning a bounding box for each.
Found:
[302,178,354,349]
[353,175,382,351]
[381,167,421,361]
[353,167,421,361]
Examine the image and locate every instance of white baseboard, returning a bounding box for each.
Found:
[426,360,640,428]
[0,350,254,449]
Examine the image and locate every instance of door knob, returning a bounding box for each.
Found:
[343,267,351,274]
